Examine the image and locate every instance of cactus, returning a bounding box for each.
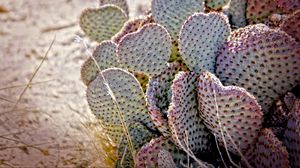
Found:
[168,71,212,153]
[146,63,183,136]
[179,12,230,73]
[197,71,263,155]
[86,68,156,143]
[80,40,118,85]
[152,0,204,40]
[117,23,172,76]
[79,5,128,42]
[280,9,300,42]
[116,122,156,167]
[77,1,300,167]
[205,0,230,10]
[99,0,129,15]
[216,24,300,113]
[284,100,300,167]
[135,136,185,167]
[246,128,290,168]
[227,0,247,28]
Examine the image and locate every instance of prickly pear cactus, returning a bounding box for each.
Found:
[99,0,129,15]
[197,71,263,155]
[152,0,204,39]
[86,68,156,142]
[168,71,212,153]
[227,0,247,28]
[280,9,300,42]
[179,12,230,73]
[117,23,172,76]
[246,128,290,168]
[80,41,118,85]
[216,24,300,113]
[205,0,230,10]
[80,5,128,42]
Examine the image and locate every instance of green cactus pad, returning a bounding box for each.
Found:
[79,5,128,42]
[117,23,172,76]
[205,0,230,10]
[135,136,185,167]
[246,0,281,24]
[168,71,212,153]
[284,100,300,168]
[246,128,290,168]
[197,71,263,155]
[280,9,300,42]
[99,0,129,15]
[276,0,300,13]
[228,0,247,28]
[157,150,177,168]
[80,41,118,85]
[151,0,204,39]
[86,68,156,142]
[179,12,230,73]
[146,63,183,136]
[112,14,154,44]
[216,24,300,113]
[116,122,156,168]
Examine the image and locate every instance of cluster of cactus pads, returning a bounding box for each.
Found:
[79,0,300,167]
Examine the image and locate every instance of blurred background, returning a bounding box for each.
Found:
[0,0,150,167]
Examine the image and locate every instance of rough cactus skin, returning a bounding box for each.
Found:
[151,0,204,40]
[284,100,300,168]
[146,63,183,137]
[80,41,118,86]
[112,14,154,44]
[246,128,290,168]
[135,136,185,167]
[99,0,129,15]
[276,0,300,13]
[228,0,247,28]
[157,150,177,168]
[197,71,263,155]
[79,5,128,42]
[179,12,230,73]
[116,122,156,168]
[216,24,300,113]
[280,9,300,42]
[117,23,172,77]
[86,68,156,143]
[246,0,282,24]
[205,0,230,10]
[168,71,212,154]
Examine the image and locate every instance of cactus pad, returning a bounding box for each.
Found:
[280,9,300,42]
[117,23,172,76]
[216,24,300,113]
[168,71,212,153]
[228,0,247,28]
[135,136,185,167]
[284,100,300,168]
[205,0,230,10]
[116,122,156,168]
[151,0,204,39]
[276,0,300,13]
[99,0,129,15]
[246,0,282,24]
[80,41,118,85]
[179,12,230,73]
[86,68,156,139]
[157,150,177,168]
[247,128,290,168]
[197,71,263,155]
[79,5,128,42]
[112,14,154,44]
[146,63,183,136]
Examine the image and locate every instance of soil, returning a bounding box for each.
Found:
[0,0,150,167]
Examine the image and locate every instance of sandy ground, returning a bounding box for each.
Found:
[0,0,150,167]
